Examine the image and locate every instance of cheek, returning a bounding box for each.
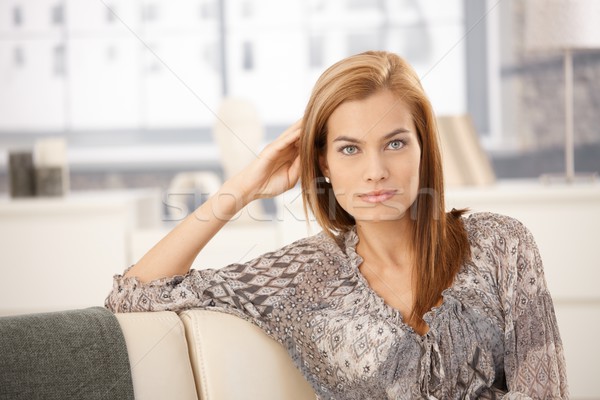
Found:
[410,170,423,207]
[325,154,346,179]
[328,166,360,196]
[408,147,422,181]
[401,157,421,202]
[410,161,421,186]
[408,175,420,203]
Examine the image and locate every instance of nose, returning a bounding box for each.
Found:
[362,153,389,182]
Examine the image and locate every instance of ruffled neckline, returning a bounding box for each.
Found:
[341,227,363,267]
[336,226,461,337]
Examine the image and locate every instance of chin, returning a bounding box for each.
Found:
[346,201,412,222]
[350,210,410,223]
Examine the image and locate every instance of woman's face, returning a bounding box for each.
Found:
[320,90,421,223]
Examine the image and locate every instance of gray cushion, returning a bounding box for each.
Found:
[0,307,134,400]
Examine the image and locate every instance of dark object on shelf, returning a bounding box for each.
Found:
[35,166,65,197]
[8,151,35,198]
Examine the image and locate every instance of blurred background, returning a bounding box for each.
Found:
[0,1,599,397]
[0,0,598,191]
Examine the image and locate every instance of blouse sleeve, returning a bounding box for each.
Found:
[495,216,569,399]
[104,237,316,331]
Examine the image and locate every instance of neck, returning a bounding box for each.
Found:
[354,218,414,273]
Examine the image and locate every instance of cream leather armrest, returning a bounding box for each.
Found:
[115,312,198,400]
[180,309,316,400]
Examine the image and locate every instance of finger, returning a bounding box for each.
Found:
[288,154,302,186]
[277,122,302,145]
[275,119,303,142]
[262,124,302,156]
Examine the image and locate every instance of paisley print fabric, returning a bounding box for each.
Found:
[105,213,568,399]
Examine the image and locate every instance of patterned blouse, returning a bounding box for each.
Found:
[105,212,568,399]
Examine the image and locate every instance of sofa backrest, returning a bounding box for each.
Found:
[115,311,198,400]
[180,309,316,400]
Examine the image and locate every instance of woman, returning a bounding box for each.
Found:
[106,51,568,399]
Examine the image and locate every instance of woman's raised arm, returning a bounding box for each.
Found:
[124,120,303,284]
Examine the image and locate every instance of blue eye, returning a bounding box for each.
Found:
[387,139,405,150]
[341,145,358,155]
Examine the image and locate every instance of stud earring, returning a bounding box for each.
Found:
[324,176,330,184]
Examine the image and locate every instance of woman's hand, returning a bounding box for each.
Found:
[228,120,302,204]
[123,120,303,282]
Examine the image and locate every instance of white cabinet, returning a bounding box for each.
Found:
[130,219,280,272]
[0,189,162,315]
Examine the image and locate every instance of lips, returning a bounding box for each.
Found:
[357,190,398,203]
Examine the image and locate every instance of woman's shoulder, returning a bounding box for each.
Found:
[462,211,538,267]
[461,211,540,278]
[463,211,533,243]
[269,229,348,259]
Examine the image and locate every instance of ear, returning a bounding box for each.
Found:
[318,153,329,178]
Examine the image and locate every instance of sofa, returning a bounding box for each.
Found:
[0,307,316,400]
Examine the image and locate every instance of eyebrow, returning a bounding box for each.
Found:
[332,128,410,144]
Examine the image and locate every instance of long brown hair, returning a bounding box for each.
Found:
[300,51,470,328]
